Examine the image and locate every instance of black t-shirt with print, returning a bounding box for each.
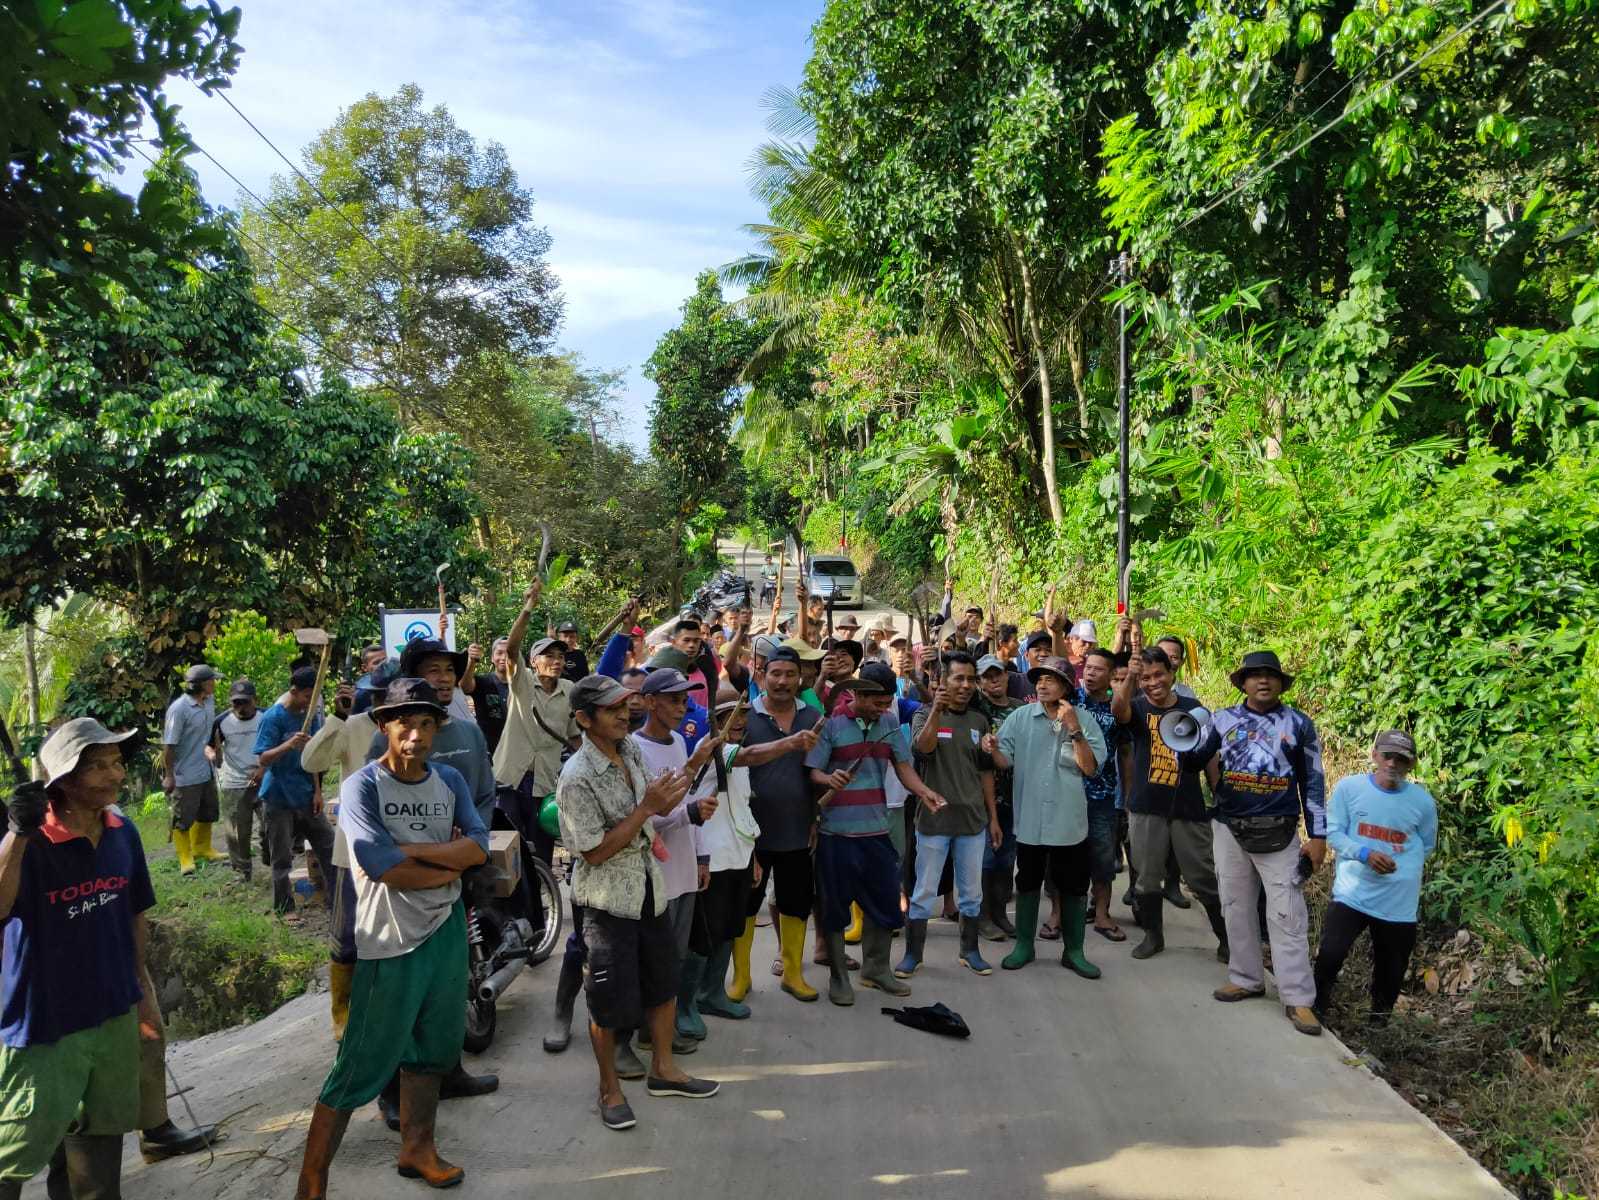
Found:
[1121,693,1209,821]
[471,673,509,755]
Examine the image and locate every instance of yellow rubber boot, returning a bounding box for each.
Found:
[728,917,756,1002]
[778,915,818,1002]
[172,827,196,876]
[191,821,225,862]
[329,961,355,1042]
[844,902,864,945]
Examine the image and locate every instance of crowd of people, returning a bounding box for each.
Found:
[0,567,1439,1198]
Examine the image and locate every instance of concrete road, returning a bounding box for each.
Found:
[718,537,919,645]
[82,895,1506,1200]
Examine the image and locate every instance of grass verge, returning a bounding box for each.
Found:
[1306,879,1597,1200]
[130,794,326,1039]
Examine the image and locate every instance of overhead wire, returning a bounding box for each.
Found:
[213,89,412,281]
[126,140,379,386]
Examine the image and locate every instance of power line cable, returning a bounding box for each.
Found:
[126,141,379,385]
[1171,0,1510,237]
[212,89,412,281]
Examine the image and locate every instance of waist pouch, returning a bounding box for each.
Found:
[1222,813,1297,854]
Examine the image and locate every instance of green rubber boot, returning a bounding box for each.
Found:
[676,952,708,1040]
[1002,891,1041,970]
[1060,895,1101,979]
[698,939,751,1020]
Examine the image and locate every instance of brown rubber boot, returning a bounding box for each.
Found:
[395,1071,464,1188]
[294,1103,352,1199]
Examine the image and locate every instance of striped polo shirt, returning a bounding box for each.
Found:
[804,712,912,838]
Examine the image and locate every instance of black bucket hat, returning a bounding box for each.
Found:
[1229,650,1294,692]
[399,637,468,682]
[370,677,450,723]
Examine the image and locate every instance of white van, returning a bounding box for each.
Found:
[805,555,861,608]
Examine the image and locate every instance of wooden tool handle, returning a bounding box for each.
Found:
[301,643,332,735]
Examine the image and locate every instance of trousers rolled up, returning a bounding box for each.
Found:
[1213,820,1315,1007]
[908,831,985,921]
[1127,812,1219,908]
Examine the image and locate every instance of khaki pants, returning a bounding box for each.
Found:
[220,785,259,879]
[1127,812,1219,908]
[1213,820,1315,1007]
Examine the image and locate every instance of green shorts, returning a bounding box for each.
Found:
[0,1008,139,1181]
[318,903,467,1110]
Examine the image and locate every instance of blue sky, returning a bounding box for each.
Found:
[153,0,823,447]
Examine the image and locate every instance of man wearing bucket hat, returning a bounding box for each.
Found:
[295,678,490,1197]
[162,663,222,875]
[0,719,156,1198]
[1192,650,1328,1036]
[1314,731,1436,1021]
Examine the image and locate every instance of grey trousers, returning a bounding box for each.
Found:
[666,891,697,960]
[1213,821,1315,1006]
[1127,812,1219,908]
[220,785,258,879]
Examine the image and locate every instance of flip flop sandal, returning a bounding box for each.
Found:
[1038,923,1061,941]
[1094,925,1127,942]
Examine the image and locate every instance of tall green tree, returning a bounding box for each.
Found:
[239,83,564,424]
[1,0,241,345]
[0,161,485,715]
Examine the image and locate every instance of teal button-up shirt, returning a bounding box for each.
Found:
[997,701,1107,846]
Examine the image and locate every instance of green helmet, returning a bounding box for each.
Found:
[538,794,561,838]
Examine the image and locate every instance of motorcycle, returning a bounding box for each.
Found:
[462,836,563,1053]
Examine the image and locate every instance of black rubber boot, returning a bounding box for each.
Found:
[1203,900,1230,964]
[543,951,585,1053]
[377,1073,401,1132]
[1164,877,1192,909]
[978,872,1007,942]
[440,1060,498,1099]
[1130,894,1165,960]
[140,1119,218,1162]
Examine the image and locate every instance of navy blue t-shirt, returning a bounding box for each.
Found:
[2,809,156,1047]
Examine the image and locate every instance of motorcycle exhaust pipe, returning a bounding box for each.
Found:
[477,955,528,1004]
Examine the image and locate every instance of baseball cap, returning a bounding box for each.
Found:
[570,674,630,711]
[528,636,565,660]
[640,668,695,696]
[766,646,802,668]
[229,678,257,700]
[1023,630,1054,652]
[1069,619,1099,642]
[752,634,783,659]
[976,654,1007,676]
[184,664,217,684]
[556,621,578,634]
[1373,730,1417,761]
[38,718,135,786]
[370,677,449,723]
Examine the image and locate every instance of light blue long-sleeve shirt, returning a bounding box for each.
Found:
[1327,774,1437,923]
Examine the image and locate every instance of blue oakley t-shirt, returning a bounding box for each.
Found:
[2,808,156,1047]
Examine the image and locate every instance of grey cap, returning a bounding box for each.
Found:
[570,674,630,712]
[39,718,135,786]
[184,664,217,684]
[1069,619,1099,642]
[640,668,694,696]
[1373,730,1418,761]
[976,654,1007,676]
[752,634,783,659]
[528,637,564,661]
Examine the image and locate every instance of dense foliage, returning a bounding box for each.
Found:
[721,1,1599,1112]
[1,0,241,345]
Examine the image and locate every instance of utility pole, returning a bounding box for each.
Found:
[1114,252,1132,615]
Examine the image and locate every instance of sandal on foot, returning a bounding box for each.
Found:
[1038,923,1061,941]
[1093,924,1127,942]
